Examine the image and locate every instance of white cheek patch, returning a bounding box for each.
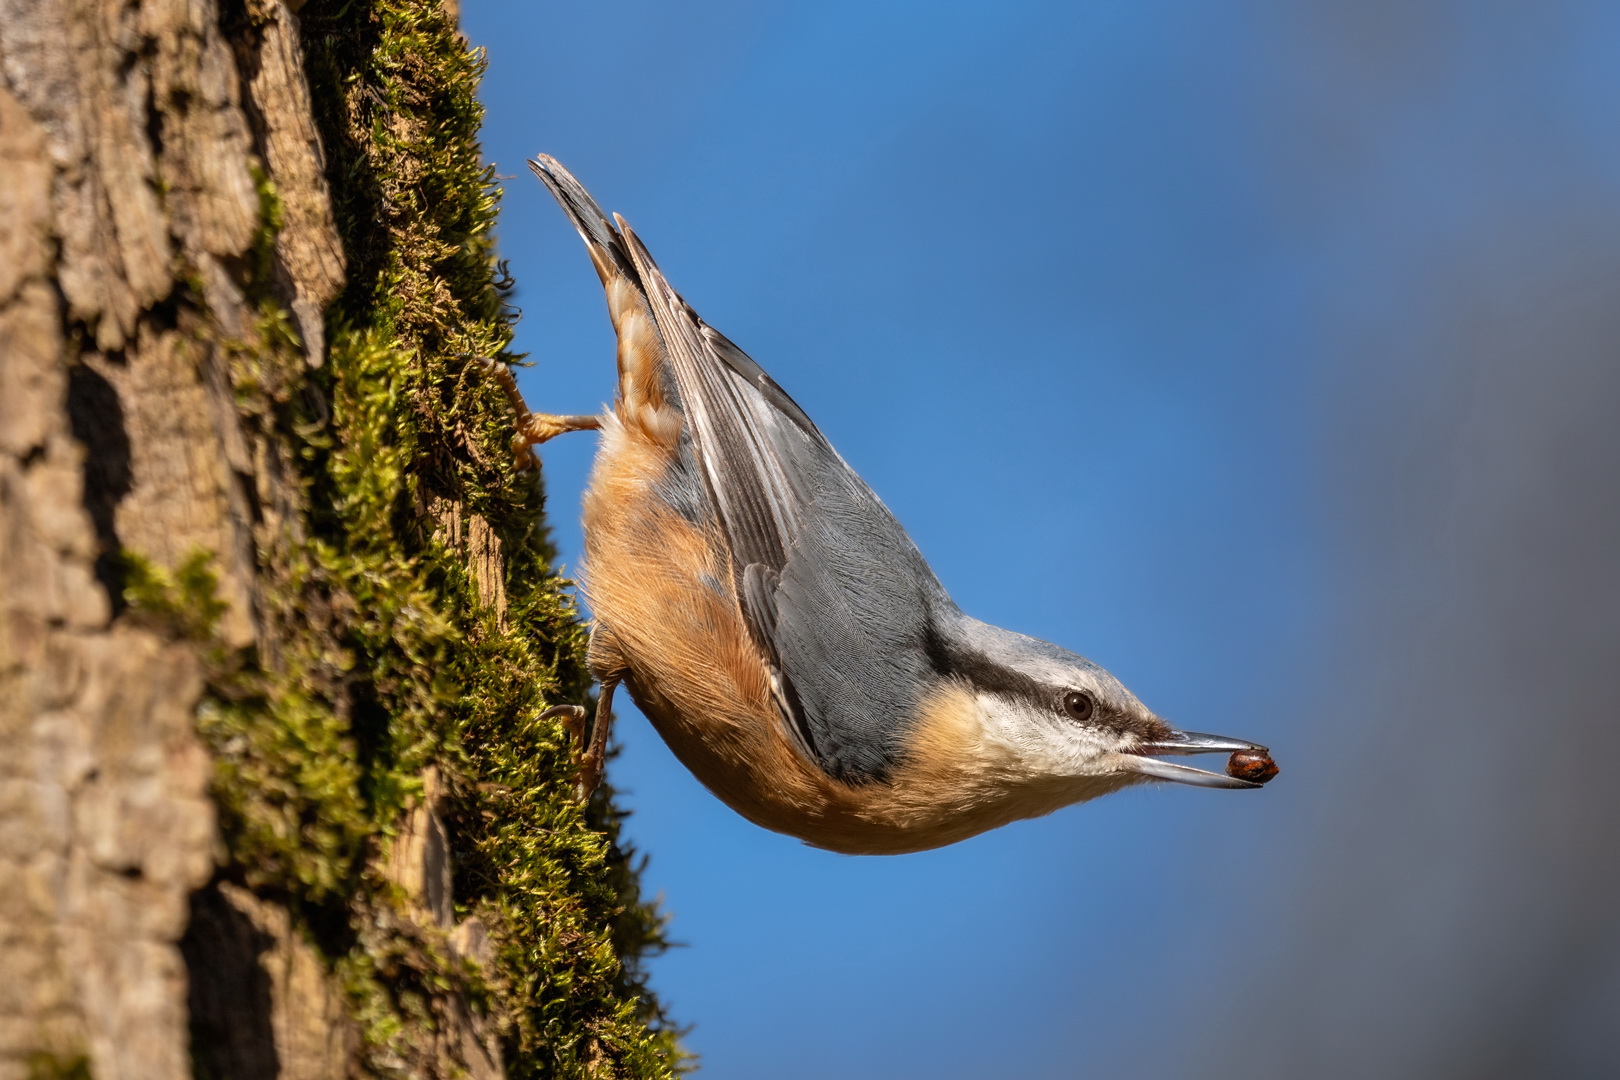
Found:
[973,693,1121,780]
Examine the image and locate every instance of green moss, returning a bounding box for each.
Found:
[25,1053,91,1080]
[247,162,285,300]
[119,549,229,641]
[153,0,682,1077]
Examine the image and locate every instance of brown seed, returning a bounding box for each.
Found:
[1226,749,1279,785]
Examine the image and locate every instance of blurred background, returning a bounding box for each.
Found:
[462,2,1620,1076]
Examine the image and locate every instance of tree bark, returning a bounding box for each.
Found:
[0,2,676,1079]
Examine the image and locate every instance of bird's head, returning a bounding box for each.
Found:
[927,615,1268,799]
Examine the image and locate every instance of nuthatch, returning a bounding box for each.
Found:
[497,156,1276,855]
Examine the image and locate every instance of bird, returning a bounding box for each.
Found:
[488,155,1277,855]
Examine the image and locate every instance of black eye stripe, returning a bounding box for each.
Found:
[923,622,1047,700]
[922,619,1168,740]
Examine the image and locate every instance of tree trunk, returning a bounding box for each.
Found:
[0,2,677,1078]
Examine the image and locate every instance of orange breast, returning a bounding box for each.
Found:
[580,414,836,833]
[579,414,1109,854]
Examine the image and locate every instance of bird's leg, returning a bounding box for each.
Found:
[472,357,601,465]
[574,677,619,801]
[537,681,616,802]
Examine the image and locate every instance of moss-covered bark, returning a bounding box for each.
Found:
[0,0,680,1077]
[215,1,682,1076]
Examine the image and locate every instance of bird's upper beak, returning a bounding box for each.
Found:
[1120,729,1271,789]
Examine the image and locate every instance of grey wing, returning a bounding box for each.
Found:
[617,225,951,783]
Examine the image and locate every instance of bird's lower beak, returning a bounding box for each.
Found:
[1120,729,1272,789]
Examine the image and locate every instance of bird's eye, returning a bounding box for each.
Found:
[1062,690,1096,722]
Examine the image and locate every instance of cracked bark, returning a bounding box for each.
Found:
[0,3,497,1078]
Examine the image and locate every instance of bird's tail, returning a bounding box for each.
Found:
[527,155,639,287]
[530,155,688,440]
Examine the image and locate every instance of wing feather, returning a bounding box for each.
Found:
[617,223,804,573]
[536,157,952,781]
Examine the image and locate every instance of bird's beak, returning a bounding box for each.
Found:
[1120,729,1270,789]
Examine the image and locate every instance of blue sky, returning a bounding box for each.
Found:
[462,4,1620,1076]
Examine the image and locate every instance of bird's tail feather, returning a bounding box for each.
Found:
[528,155,638,286]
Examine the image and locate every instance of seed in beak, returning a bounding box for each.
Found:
[1226,749,1279,785]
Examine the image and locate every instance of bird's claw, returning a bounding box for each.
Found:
[539,704,603,802]
[540,703,587,744]
[537,702,609,803]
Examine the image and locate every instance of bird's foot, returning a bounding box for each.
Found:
[515,410,603,447]
[464,356,602,469]
[539,702,608,802]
